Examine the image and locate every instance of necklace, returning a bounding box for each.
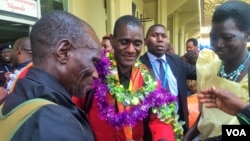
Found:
[218,53,250,81]
[92,51,184,140]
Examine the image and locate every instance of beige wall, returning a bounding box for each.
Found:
[68,0,143,42]
[68,0,106,41]
[67,0,201,56]
[107,0,132,34]
[132,0,144,18]
[67,0,145,42]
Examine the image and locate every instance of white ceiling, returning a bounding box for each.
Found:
[202,0,250,27]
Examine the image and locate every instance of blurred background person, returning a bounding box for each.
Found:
[0,43,14,87]
[101,34,113,52]
[181,50,199,130]
[5,37,32,93]
[185,38,199,53]
[166,42,175,54]
[182,50,198,66]
[182,50,198,96]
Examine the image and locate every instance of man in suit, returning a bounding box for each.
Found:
[140,24,196,134]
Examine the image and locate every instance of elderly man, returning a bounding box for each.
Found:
[0,11,101,141]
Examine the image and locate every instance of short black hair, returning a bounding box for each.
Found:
[146,24,166,38]
[113,15,142,37]
[102,34,112,40]
[30,10,92,65]
[212,0,250,32]
[186,38,198,46]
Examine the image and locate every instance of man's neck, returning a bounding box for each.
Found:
[117,64,132,75]
[117,64,132,89]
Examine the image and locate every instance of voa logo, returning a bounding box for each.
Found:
[226,129,246,136]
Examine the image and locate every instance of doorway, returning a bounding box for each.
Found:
[0,20,30,46]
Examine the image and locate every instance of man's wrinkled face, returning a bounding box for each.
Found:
[67,26,101,98]
[111,24,143,69]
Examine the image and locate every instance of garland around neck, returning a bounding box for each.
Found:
[218,52,250,81]
[92,51,184,140]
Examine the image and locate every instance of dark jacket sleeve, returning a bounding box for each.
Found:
[237,105,250,125]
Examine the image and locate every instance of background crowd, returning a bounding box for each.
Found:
[0,0,249,141]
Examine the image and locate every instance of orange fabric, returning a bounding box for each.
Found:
[9,62,33,93]
[187,93,200,128]
[18,62,33,79]
[117,66,144,140]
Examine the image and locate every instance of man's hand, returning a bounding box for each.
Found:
[198,86,248,115]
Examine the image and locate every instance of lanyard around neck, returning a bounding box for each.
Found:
[4,65,10,72]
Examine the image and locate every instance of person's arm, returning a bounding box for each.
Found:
[198,86,248,115]
[183,57,196,80]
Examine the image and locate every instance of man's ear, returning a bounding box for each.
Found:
[55,39,71,64]
[17,47,22,54]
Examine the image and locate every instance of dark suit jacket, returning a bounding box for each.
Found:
[140,53,196,139]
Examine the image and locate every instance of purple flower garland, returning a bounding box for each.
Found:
[92,51,177,129]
